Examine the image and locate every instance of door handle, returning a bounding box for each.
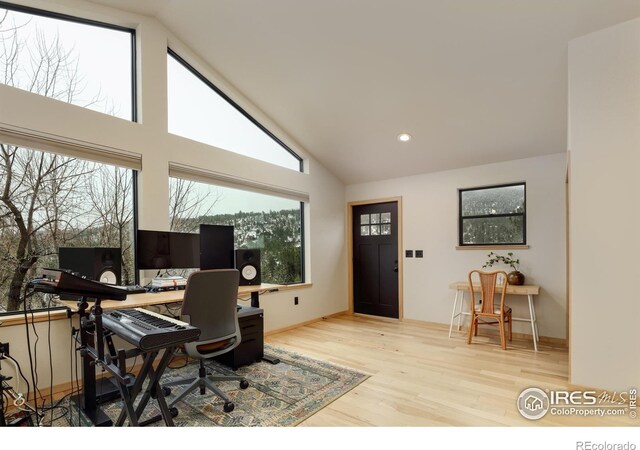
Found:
[393,260,398,272]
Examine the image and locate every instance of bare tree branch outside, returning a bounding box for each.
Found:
[0,10,135,312]
[0,7,304,313]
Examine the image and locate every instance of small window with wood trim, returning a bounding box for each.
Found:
[459,183,526,246]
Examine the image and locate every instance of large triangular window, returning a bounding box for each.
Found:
[167,50,302,172]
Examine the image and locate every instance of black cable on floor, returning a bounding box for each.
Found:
[3,354,30,402]
[74,329,80,427]
[22,289,40,425]
[47,296,54,425]
[68,319,75,426]
[28,306,45,415]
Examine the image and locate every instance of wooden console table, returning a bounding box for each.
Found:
[448,282,541,351]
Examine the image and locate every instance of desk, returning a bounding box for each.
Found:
[60,283,283,312]
[448,282,541,351]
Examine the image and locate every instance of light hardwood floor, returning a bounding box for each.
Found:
[266,314,636,426]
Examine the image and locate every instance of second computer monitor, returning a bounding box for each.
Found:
[199,224,235,270]
[137,230,200,270]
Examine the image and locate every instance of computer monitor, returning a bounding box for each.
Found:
[199,224,235,270]
[136,230,200,270]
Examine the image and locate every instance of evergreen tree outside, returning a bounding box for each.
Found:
[169,178,303,285]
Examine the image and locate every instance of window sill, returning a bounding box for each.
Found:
[455,245,530,250]
[0,284,315,327]
[270,282,313,292]
[0,309,70,328]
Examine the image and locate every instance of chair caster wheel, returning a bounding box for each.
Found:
[162,386,171,396]
[240,380,249,389]
[223,402,235,413]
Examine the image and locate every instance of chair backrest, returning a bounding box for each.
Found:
[468,270,508,314]
[181,269,240,348]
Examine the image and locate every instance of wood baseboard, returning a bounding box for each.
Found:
[265,310,349,336]
[448,323,567,347]
[341,313,568,347]
[383,316,568,347]
[352,313,401,323]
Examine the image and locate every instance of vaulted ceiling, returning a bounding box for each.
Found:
[89,0,640,184]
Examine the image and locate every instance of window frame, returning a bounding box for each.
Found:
[0,146,140,318]
[458,182,527,247]
[132,170,141,285]
[0,1,138,122]
[167,48,303,172]
[298,201,306,283]
[167,175,306,285]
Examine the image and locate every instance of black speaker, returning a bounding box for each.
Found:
[58,247,122,285]
[200,224,235,270]
[236,249,261,286]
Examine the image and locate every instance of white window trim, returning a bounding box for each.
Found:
[168,161,309,203]
[0,124,142,170]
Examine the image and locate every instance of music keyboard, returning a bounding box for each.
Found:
[30,268,127,300]
[101,308,200,351]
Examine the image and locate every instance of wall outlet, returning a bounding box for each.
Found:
[415,250,424,258]
[0,342,8,358]
[294,296,299,305]
[405,250,414,258]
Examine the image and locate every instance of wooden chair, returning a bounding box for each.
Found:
[467,270,512,350]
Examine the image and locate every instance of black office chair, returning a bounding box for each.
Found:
[164,269,249,412]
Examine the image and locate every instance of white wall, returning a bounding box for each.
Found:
[0,318,75,395]
[0,0,347,392]
[568,18,640,390]
[347,153,567,339]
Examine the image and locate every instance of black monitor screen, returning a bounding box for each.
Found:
[200,224,235,270]
[136,230,200,270]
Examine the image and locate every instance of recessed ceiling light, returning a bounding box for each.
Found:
[397,133,412,142]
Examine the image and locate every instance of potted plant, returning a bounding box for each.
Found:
[482,252,525,285]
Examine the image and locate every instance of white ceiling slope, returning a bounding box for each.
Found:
[90,0,640,184]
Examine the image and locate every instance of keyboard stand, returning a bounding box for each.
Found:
[70,296,164,427]
[114,346,177,426]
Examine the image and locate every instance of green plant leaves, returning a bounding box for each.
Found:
[482,252,520,271]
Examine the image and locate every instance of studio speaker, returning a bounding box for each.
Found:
[58,247,122,285]
[235,249,261,286]
[200,224,235,270]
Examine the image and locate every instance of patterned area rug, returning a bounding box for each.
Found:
[62,344,368,427]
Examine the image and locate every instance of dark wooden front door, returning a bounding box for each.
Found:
[352,201,399,318]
